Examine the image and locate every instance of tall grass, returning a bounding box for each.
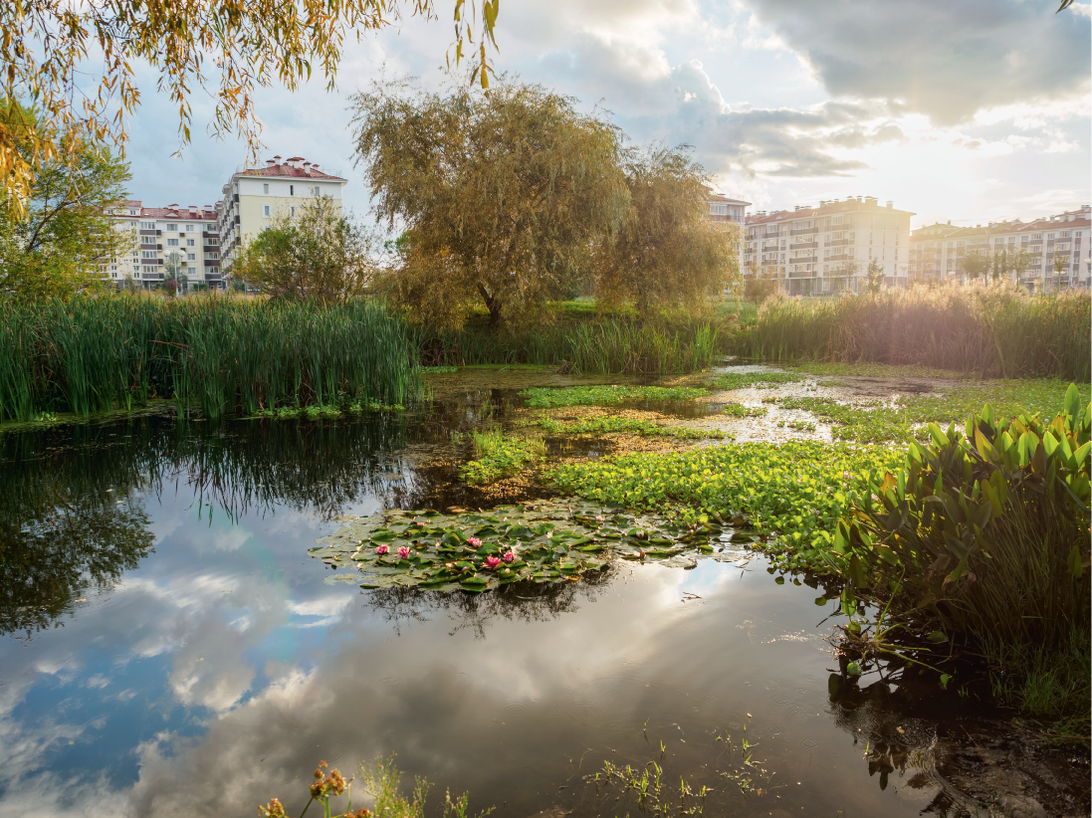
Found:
[738,284,1090,381]
[412,315,725,374]
[0,294,422,421]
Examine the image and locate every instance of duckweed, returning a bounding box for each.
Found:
[710,371,805,391]
[722,403,767,418]
[460,430,546,486]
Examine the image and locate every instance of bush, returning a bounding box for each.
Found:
[834,384,1090,648]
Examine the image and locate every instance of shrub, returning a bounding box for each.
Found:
[833,384,1090,648]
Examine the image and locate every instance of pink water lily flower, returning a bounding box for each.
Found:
[398,546,412,559]
[467,537,483,547]
[485,556,502,569]
[502,551,516,563]
[374,544,390,555]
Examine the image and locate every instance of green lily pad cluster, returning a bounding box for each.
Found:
[534,415,727,440]
[710,371,804,390]
[311,500,752,592]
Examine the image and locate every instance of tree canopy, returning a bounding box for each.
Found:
[234,196,377,302]
[353,80,631,328]
[0,0,498,220]
[0,102,130,302]
[595,144,740,314]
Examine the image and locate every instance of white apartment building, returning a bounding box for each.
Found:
[707,192,750,223]
[217,155,348,277]
[743,196,914,295]
[909,205,1091,290]
[104,202,223,289]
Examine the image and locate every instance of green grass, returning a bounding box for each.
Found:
[460,430,546,486]
[545,441,902,574]
[520,384,710,408]
[0,294,422,421]
[534,415,728,440]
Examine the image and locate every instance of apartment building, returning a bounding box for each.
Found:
[743,197,914,295]
[909,205,1091,290]
[104,201,223,289]
[707,192,750,223]
[217,155,348,276]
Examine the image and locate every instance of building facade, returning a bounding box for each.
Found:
[707,192,750,223]
[743,197,914,295]
[104,202,223,289]
[908,205,1091,290]
[216,156,348,277]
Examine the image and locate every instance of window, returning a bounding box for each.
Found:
[313,185,321,196]
[187,253,196,261]
[141,250,156,259]
[263,205,271,217]
[188,266,197,275]
[142,265,158,273]
[166,223,177,231]
[140,221,155,230]
[185,224,194,232]
[167,238,179,247]
[289,184,294,196]
[130,210,137,215]
[1060,230,1071,238]
[290,206,296,218]
[263,183,269,194]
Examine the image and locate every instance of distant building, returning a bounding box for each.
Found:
[707,192,750,223]
[909,205,1091,290]
[104,201,222,290]
[743,197,914,295]
[217,155,348,278]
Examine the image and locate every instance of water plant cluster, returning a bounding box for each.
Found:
[544,441,903,574]
[0,294,421,422]
[534,415,728,440]
[738,284,1090,381]
[460,429,546,486]
[519,383,710,408]
[311,501,737,592]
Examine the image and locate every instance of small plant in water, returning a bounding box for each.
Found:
[259,757,491,818]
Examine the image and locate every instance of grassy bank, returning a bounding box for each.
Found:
[0,294,421,421]
[737,285,1090,382]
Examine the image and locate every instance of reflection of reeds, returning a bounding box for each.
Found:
[738,285,1090,381]
[411,315,723,374]
[0,295,422,421]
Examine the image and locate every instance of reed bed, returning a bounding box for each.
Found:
[0,295,421,422]
[738,284,1090,381]
[412,315,723,374]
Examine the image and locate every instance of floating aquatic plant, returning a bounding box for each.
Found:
[311,500,751,592]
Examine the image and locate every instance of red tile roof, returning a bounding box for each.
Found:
[235,159,346,181]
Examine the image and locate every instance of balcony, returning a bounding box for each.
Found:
[788,269,813,278]
[827,253,853,262]
[791,254,817,263]
[789,241,818,250]
[826,239,852,248]
[790,227,819,236]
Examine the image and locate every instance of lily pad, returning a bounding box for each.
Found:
[310,500,749,593]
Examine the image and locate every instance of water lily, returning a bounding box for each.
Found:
[398,546,411,559]
[467,537,482,547]
[502,551,516,563]
[374,544,390,555]
[485,555,501,569]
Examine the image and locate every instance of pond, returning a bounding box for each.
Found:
[0,367,1085,818]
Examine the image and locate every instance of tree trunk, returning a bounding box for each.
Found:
[477,283,503,328]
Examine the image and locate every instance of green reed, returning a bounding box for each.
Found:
[0,294,422,422]
[412,315,724,374]
[738,284,1090,381]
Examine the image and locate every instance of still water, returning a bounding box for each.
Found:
[0,382,1066,817]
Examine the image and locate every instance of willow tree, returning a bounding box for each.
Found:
[595,144,739,315]
[352,80,630,328]
[0,0,498,221]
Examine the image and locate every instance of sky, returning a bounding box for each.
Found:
[122,0,1091,230]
